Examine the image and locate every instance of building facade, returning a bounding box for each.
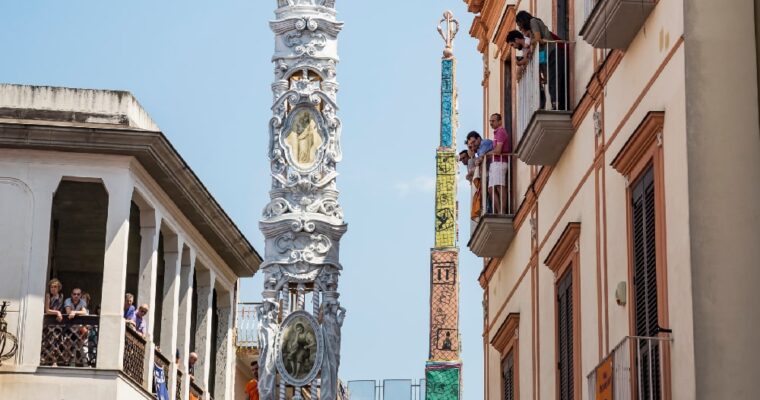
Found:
[463,0,760,399]
[0,84,262,400]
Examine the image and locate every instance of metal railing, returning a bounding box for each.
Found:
[347,379,425,400]
[466,153,514,226]
[236,302,262,348]
[587,336,672,400]
[176,369,183,400]
[517,41,573,137]
[123,327,147,385]
[40,315,99,367]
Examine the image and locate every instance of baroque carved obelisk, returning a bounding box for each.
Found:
[258,1,346,400]
[426,11,462,400]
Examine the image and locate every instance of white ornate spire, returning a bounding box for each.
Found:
[258,1,346,399]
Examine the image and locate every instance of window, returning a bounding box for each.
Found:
[545,223,581,400]
[630,165,662,400]
[491,313,520,400]
[612,111,670,400]
[503,59,513,140]
[502,351,515,400]
[557,270,574,400]
[631,165,658,339]
[556,0,570,40]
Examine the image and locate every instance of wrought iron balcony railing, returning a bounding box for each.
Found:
[123,327,147,386]
[40,315,99,368]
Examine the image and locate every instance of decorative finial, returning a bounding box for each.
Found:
[437,10,459,59]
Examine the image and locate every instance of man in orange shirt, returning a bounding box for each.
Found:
[245,361,259,400]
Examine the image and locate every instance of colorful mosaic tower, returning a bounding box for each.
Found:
[426,11,462,400]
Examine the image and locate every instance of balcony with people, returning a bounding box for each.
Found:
[0,84,261,400]
[38,181,240,400]
[461,115,517,258]
[508,11,575,166]
[580,0,657,49]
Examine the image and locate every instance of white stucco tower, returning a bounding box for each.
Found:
[257,1,346,400]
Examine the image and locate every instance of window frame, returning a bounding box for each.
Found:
[545,223,582,400]
[611,111,671,400]
[491,313,520,400]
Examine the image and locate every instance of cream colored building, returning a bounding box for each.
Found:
[463,0,760,399]
[0,84,261,400]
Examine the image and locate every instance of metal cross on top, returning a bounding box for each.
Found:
[437,10,459,59]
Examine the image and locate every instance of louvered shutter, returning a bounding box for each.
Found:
[502,352,514,400]
[557,270,573,400]
[631,165,661,399]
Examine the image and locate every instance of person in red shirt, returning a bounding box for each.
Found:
[484,113,512,214]
[245,361,259,400]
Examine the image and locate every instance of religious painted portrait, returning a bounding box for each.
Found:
[275,311,323,386]
[283,108,324,170]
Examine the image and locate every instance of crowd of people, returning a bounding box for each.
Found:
[457,12,569,218]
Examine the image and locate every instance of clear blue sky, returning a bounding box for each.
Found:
[0,1,487,398]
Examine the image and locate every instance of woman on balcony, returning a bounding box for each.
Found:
[45,278,64,322]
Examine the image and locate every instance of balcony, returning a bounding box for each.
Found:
[235,302,261,351]
[40,315,99,368]
[580,0,656,49]
[587,335,672,400]
[515,42,574,166]
[467,155,516,258]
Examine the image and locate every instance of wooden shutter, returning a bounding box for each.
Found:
[557,270,574,400]
[502,351,514,400]
[631,165,661,399]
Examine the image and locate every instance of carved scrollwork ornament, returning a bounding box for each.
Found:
[262,0,345,396]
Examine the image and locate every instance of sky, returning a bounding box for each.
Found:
[0,1,487,398]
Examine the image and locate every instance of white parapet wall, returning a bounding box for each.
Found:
[0,84,160,131]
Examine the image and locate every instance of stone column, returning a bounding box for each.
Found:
[20,176,58,367]
[136,207,161,390]
[194,269,216,392]
[161,234,183,400]
[98,173,134,370]
[177,248,196,400]
[213,289,234,400]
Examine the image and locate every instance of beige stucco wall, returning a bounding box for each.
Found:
[683,0,760,398]
[477,0,716,399]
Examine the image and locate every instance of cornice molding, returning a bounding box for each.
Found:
[490,312,520,352]
[544,222,581,273]
[610,111,665,176]
[465,0,485,13]
[493,5,516,60]
[0,122,262,277]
